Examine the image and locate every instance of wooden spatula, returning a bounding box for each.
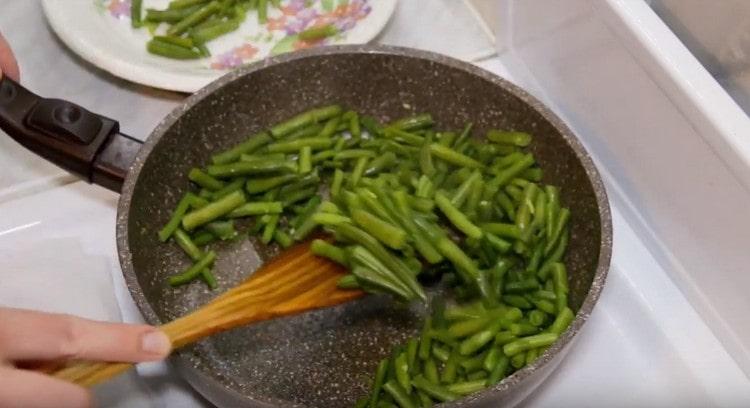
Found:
[52,241,364,386]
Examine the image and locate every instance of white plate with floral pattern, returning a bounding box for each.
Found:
[42,0,397,93]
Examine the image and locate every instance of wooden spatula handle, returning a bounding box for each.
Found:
[51,251,362,386]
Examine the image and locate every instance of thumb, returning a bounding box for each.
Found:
[0,309,172,363]
[0,32,20,81]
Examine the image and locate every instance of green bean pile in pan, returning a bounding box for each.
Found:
[131,0,338,60]
[158,104,574,407]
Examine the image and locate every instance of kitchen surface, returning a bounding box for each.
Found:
[2,1,750,407]
[649,0,750,115]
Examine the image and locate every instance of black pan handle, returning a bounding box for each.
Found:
[0,75,142,193]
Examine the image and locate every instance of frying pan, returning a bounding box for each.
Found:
[0,45,612,408]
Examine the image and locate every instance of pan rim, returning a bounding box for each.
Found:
[117,44,612,407]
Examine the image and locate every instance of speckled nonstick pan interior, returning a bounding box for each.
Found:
[118,45,612,408]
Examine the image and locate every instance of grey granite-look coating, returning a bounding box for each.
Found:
[117,45,612,408]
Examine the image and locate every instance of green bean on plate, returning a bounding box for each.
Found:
[131,0,340,60]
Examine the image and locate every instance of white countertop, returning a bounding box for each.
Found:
[2,1,749,407]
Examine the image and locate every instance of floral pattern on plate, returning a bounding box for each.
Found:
[95,0,372,70]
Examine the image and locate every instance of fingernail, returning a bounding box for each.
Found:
[140,330,171,356]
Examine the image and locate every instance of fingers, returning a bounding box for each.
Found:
[0,308,171,363]
[0,367,91,408]
[0,31,19,81]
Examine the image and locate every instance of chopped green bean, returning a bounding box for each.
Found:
[488,355,509,384]
[394,352,411,394]
[299,146,312,174]
[436,237,479,282]
[423,358,439,385]
[435,192,482,239]
[533,299,557,315]
[337,274,359,289]
[406,338,419,373]
[212,133,272,165]
[351,265,412,302]
[281,186,317,206]
[192,230,216,246]
[390,114,434,131]
[273,229,292,248]
[287,123,324,140]
[131,0,143,27]
[169,0,210,8]
[412,375,458,402]
[458,320,503,356]
[167,1,221,35]
[352,209,408,250]
[208,158,297,177]
[505,278,540,294]
[384,127,426,146]
[494,331,517,346]
[450,170,481,208]
[447,380,487,396]
[270,105,342,138]
[228,201,283,217]
[205,219,237,240]
[159,193,206,241]
[428,144,483,169]
[440,348,460,384]
[261,215,279,244]
[190,19,239,44]
[417,391,432,408]
[267,137,333,153]
[147,38,202,59]
[418,318,433,361]
[548,307,574,336]
[488,154,535,189]
[330,168,345,198]
[383,380,416,408]
[370,359,389,408]
[480,223,521,240]
[145,5,203,23]
[311,212,351,226]
[309,240,346,265]
[511,353,526,369]
[182,191,246,230]
[153,35,195,49]
[349,157,369,188]
[299,24,339,41]
[211,178,245,200]
[545,208,570,255]
[487,130,532,147]
[168,251,216,286]
[257,0,267,23]
[431,344,450,363]
[459,353,485,372]
[525,347,539,365]
[174,228,204,260]
[453,123,473,148]
[335,149,376,160]
[503,333,558,356]
[245,174,296,195]
[545,185,560,239]
[528,310,547,327]
[341,235,424,301]
[364,151,397,176]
